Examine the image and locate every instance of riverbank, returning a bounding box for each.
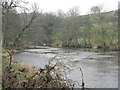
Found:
[27,44,119,52]
[61,44,119,51]
[1,47,75,88]
[2,56,75,88]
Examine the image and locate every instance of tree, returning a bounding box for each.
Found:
[56,7,80,47]
[90,5,108,50]
[2,9,21,47]
[79,14,92,47]
[2,0,39,48]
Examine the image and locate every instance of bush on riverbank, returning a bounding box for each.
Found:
[2,57,75,89]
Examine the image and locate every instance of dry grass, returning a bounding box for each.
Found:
[20,63,37,77]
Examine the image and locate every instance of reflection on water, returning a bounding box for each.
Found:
[13,46,118,88]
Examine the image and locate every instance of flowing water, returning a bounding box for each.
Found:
[13,46,118,88]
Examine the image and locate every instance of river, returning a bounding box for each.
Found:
[13,46,118,88]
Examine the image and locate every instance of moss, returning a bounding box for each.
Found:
[2,48,12,53]
[11,63,23,72]
[3,58,27,80]
[11,63,27,79]
[17,72,26,79]
[3,58,8,66]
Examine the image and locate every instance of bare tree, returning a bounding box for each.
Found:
[2,0,40,66]
[2,0,40,48]
[67,6,80,17]
[2,0,28,47]
[13,5,39,47]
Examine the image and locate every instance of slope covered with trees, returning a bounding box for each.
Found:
[3,3,118,51]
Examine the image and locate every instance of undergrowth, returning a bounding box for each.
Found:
[2,56,75,89]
